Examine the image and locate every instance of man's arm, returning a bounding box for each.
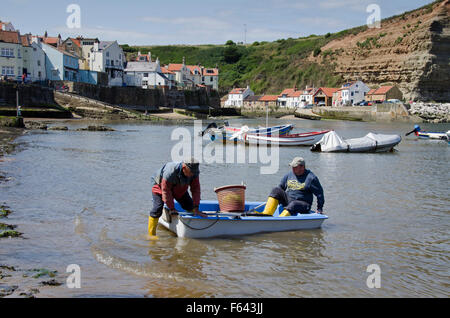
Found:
[311,177,325,213]
[278,174,288,191]
[190,176,201,208]
[161,178,175,211]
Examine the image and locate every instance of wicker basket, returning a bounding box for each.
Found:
[214,185,246,212]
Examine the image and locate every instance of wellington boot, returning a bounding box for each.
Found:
[279,209,291,217]
[147,216,159,240]
[261,197,279,216]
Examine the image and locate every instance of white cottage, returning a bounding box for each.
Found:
[224,86,254,107]
[89,41,125,86]
[124,58,171,89]
[338,81,370,106]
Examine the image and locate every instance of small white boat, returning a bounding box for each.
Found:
[311,131,401,153]
[245,130,331,146]
[417,131,449,140]
[406,125,450,141]
[158,200,328,239]
[202,123,294,142]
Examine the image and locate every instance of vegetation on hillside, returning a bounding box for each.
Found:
[121,0,444,95]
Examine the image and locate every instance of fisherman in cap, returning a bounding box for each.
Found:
[148,158,206,238]
[259,157,324,216]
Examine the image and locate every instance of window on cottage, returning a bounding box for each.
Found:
[106,52,110,57]
[144,73,149,77]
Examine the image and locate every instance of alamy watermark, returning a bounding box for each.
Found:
[170,120,280,175]
[66,4,81,29]
[367,4,381,29]
[366,264,381,289]
[66,264,81,288]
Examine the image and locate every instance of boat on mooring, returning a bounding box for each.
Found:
[311,131,402,153]
[158,200,328,239]
[244,130,332,146]
[406,125,450,141]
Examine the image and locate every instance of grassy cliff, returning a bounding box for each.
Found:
[122,0,444,98]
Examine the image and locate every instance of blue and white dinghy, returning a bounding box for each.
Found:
[158,200,328,239]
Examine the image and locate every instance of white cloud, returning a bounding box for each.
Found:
[319,0,372,11]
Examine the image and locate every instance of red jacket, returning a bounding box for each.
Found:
[151,162,200,210]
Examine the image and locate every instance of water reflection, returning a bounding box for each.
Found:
[1,119,449,297]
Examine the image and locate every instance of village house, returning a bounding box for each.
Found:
[41,42,79,82]
[299,86,316,106]
[366,86,403,102]
[278,87,296,107]
[167,58,192,88]
[258,95,279,108]
[124,57,172,89]
[333,81,370,106]
[38,33,63,48]
[243,95,262,108]
[21,34,46,83]
[0,30,24,82]
[313,87,339,106]
[88,41,125,86]
[224,86,254,107]
[0,21,15,32]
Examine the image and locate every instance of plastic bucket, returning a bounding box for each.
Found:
[214,185,246,212]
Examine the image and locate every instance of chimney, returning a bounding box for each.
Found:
[182,56,185,66]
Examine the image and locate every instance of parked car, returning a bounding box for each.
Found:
[317,101,326,106]
[304,104,314,109]
[387,99,402,104]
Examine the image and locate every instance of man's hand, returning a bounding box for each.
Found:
[192,207,207,218]
[169,209,179,216]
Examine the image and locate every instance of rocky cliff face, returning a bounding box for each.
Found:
[311,0,450,102]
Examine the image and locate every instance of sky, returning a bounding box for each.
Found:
[2,0,434,46]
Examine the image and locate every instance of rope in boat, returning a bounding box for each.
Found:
[177,214,222,231]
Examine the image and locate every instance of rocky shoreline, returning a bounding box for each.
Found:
[408,103,450,123]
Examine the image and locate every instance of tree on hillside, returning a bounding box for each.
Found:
[224,45,242,63]
[225,40,236,46]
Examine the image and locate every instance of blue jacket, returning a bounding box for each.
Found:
[279,169,324,210]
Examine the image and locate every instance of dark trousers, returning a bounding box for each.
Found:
[269,187,311,215]
[150,191,194,218]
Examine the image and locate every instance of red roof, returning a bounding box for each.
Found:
[314,87,339,97]
[0,30,21,44]
[279,88,296,97]
[168,63,184,72]
[369,86,394,95]
[160,66,175,74]
[203,68,218,76]
[259,95,279,102]
[229,88,246,94]
[70,38,81,47]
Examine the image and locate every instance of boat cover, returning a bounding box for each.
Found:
[314,131,401,152]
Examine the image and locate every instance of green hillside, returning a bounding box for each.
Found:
[121,1,440,96]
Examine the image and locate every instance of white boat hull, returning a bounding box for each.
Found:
[245,131,330,146]
[158,201,328,238]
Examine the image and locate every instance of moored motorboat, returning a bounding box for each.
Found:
[311,131,401,153]
[158,200,328,239]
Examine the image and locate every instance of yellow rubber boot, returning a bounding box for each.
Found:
[279,209,291,217]
[261,197,279,216]
[147,216,159,240]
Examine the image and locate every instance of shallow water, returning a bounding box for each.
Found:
[1,118,449,297]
